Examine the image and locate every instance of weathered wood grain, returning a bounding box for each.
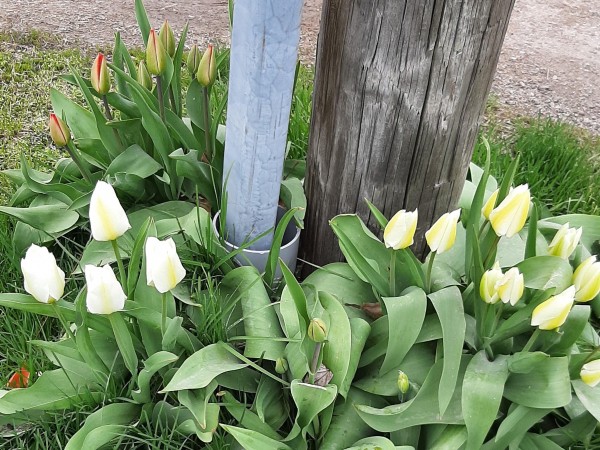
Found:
[303,0,515,268]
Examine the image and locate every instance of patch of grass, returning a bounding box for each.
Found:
[474,116,600,216]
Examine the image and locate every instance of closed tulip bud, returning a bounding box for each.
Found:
[7,367,30,389]
[531,285,576,331]
[489,184,531,238]
[159,20,176,58]
[91,53,110,95]
[383,209,418,250]
[573,256,600,302]
[137,60,153,91]
[146,29,168,76]
[397,371,410,394]
[49,113,71,147]
[21,244,65,304]
[89,181,131,241]
[580,359,600,388]
[482,189,499,220]
[187,44,201,75]
[275,358,289,374]
[496,267,525,306]
[548,223,582,259]
[425,209,461,254]
[480,262,503,304]
[85,264,126,315]
[308,318,327,343]
[145,237,186,293]
[197,44,216,87]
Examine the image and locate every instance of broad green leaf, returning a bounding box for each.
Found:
[346,436,411,450]
[0,204,78,235]
[380,288,427,375]
[222,425,292,450]
[428,426,468,450]
[320,388,388,450]
[264,208,299,285]
[106,144,162,179]
[134,0,151,45]
[504,354,571,408]
[280,260,310,336]
[132,351,178,404]
[108,313,138,377]
[178,381,218,429]
[280,177,306,228]
[516,256,573,292]
[283,159,306,179]
[0,369,100,414]
[356,356,471,432]
[221,391,282,440]
[542,410,598,447]
[50,88,99,139]
[462,352,508,450]
[320,291,352,396]
[572,379,600,422]
[341,318,371,396]
[429,286,466,415]
[162,343,248,392]
[219,266,285,361]
[519,433,567,450]
[482,405,551,450]
[65,403,141,450]
[547,305,590,354]
[254,376,288,430]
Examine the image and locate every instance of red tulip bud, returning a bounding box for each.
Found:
[146,29,168,76]
[7,366,30,388]
[49,113,71,147]
[91,53,111,95]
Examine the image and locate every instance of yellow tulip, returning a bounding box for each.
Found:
[383,209,418,250]
[573,256,600,302]
[91,53,110,95]
[146,29,168,76]
[480,262,503,304]
[547,223,582,259]
[21,244,65,304]
[85,264,126,315]
[145,237,186,293]
[489,184,531,238]
[580,359,600,388]
[89,181,131,242]
[531,286,575,330]
[496,267,525,306]
[425,209,461,254]
[481,189,499,220]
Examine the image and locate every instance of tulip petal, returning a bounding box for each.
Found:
[89,181,131,242]
[531,286,575,330]
[145,237,186,293]
[85,264,126,315]
[21,244,65,304]
[581,360,600,387]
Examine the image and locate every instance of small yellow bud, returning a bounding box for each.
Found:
[275,358,289,374]
[187,44,201,76]
[197,45,217,87]
[307,318,327,343]
[159,20,176,58]
[480,262,503,304]
[137,61,153,91]
[397,371,410,394]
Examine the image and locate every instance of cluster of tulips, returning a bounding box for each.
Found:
[21,181,185,315]
[382,184,600,388]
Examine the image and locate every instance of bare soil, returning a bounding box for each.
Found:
[1,0,598,134]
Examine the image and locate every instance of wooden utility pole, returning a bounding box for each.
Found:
[303,0,515,267]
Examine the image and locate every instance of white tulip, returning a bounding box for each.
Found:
[531,285,576,331]
[547,223,582,259]
[383,209,418,250]
[425,209,461,254]
[85,264,126,315]
[89,181,131,241]
[496,267,525,306]
[489,184,531,238]
[145,237,186,293]
[21,244,65,304]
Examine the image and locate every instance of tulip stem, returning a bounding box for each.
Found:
[523,328,542,352]
[426,251,437,293]
[161,292,168,336]
[584,346,600,364]
[111,240,127,295]
[156,75,165,121]
[102,95,113,121]
[309,342,323,384]
[169,85,179,117]
[483,235,501,269]
[52,303,75,341]
[65,141,93,184]
[202,87,212,161]
[389,251,396,296]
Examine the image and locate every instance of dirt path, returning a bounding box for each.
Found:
[1,0,599,134]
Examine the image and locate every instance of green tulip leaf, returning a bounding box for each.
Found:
[429,286,466,415]
[254,376,288,430]
[280,177,306,228]
[0,204,79,235]
[108,312,138,377]
[106,144,162,179]
[132,351,179,404]
[221,391,282,440]
[517,256,573,292]
[222,425,293,450]
[572,379,600,422]
[345,436,411,450]
[178,381,218,429]
[50,88,99,140]
[482,405,552,450]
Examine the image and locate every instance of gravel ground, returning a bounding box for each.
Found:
[1,0,598,134]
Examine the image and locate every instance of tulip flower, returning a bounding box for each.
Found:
[482,189,499,220]
[89,181,131,242]
[547,223,582,259]
[573,256,600,302]
[137,60,153,91]
[145,237,186,293]
[496,267,525,306]
[49,113,71,147]
[425,209,461,254]
[480,262,503,304]
[397,371,410,394]
[308,318,327,343]
[7,367,30,389]
[146,29,168,76]
[85,264,127,315]
[383,209,418,250]
[159,20,176,58]
[580,359,600,388]
[531,285,576,330]
[489,184,531,238]
[275,358,289,374]
[187,44,201,76]
[197,44,217,87]
[21,244,65,304]
[91,53,110,95]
